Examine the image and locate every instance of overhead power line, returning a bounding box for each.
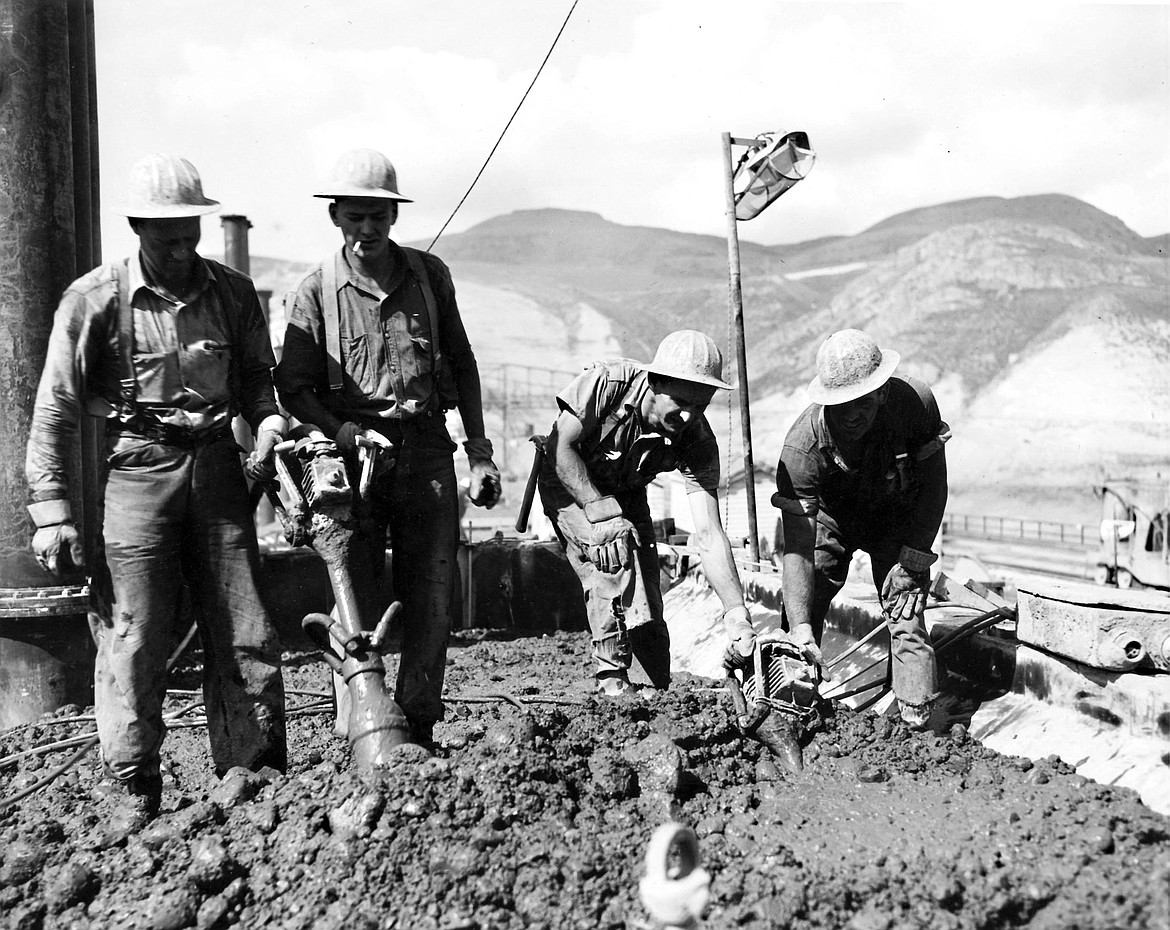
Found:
[427,0,580,252]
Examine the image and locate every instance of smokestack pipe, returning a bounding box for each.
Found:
[221,214,252,276]
[220,215,277,528]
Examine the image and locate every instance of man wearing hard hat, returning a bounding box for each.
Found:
[771,329,950,730]
[25,154,289,824]
[537,330,757,696]
[275,149,501,749]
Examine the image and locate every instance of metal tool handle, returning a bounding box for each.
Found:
[515,435,547,533]
[725,672,769,736]
[355,434,395,500]
[301,612,345,672]
[368,601,402,653]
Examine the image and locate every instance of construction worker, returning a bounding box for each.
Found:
[538,330,757,696]
[26,154,288,822]
[274,148,501,748]
[772,329,950,730]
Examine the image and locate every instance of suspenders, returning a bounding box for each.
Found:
[111,260,137,418]
[322,254,343,392]
[321,246,442,394]
[402,247,444,378]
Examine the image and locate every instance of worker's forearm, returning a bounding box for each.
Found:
[552,439,605,506]
[26,405,79,505]
[906,452,948,550]
[781,550,816,631]
[280,390,344,439]
[696,531,745,611]
[453,361,488,442]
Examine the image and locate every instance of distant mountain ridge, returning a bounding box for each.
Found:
[246,194,1170,522]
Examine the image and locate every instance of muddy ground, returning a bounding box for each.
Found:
[2,626,1169,930]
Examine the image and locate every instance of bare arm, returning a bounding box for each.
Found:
[688,488,745,611]
[549,409,605,506]
[780,509,818,636]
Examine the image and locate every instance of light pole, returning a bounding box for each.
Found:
[721,130,815,563]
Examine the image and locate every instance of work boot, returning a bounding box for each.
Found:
[627,620,672,691]
[898,699,933,732]
[408,721,437,753]
[92,769,162,815]
[595,671,637,698]
[88,772,160,847]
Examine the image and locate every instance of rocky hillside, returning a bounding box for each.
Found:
[243,195,1170,524]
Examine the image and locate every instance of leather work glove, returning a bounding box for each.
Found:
[336,421,395,456]
[583,496,641,573]
[33,522,85,576]
[881,546,937,624]
[468,458,502,509]
[334,421,364,455]
[787,622,824,667]
[245,428,283,481]
[721,604,756,671]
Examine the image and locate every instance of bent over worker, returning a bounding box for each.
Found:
[26,154,288,821]
[274,148,501,748]
[538,330,757,696]
[772,329,950,730]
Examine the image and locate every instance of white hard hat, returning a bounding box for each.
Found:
[313,148,413,202]
[642,330,734,391]
[807,329,899,405]
[117,154,220,218]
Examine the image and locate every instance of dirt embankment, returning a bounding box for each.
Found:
[2,629,1169,930]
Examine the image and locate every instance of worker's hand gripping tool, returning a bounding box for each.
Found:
[355,431,396,500]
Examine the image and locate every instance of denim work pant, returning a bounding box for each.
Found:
[341,424,460,731]
[94,434,287,781]
[549,490,671,689]
[808,516,937,706]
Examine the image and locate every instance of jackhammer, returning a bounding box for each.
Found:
[726,633,822,774]
[256,426,411,770]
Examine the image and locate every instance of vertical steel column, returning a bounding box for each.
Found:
[0,0,98,723]
[722,132,760,563]
[0,0,87,584]
[68,0,104,571]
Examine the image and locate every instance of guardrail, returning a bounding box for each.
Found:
[473,512,1100,549]
[945,513,1096,548]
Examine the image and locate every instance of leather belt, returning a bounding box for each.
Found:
[110,421,233,450]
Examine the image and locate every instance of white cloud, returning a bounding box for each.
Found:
[95,1,1170,264]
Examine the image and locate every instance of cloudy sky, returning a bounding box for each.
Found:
[94,1,1169,264]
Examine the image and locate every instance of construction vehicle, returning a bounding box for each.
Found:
[1093,479,1170,590]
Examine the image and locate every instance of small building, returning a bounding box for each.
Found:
[649,461,780,556]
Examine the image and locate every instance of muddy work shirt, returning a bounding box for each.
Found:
[26,254,280,505]
[538,360,721,511]
[773,376,950,550]
[275,242,476,427]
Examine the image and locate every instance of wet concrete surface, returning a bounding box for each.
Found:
[2,628,1169,929]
